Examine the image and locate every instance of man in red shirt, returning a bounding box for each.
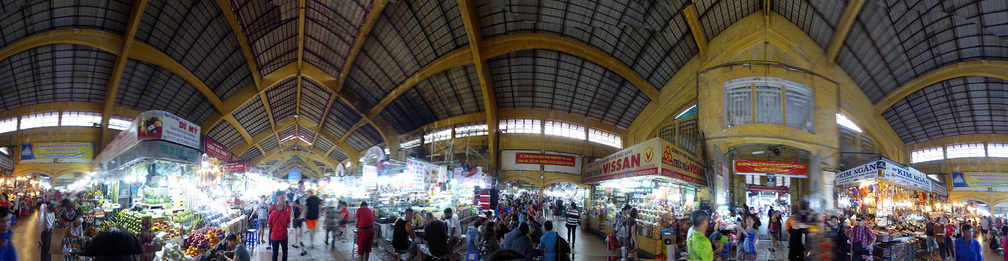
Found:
[355,201,376,261]
[268,192,292,261]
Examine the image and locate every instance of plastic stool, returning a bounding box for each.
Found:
[251,219,260,229]
[246,229,257,249]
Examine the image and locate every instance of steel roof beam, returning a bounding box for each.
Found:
[683,3,708,61]
[457,0,499,175]
[874,60,1008,114]
[309,0,389,154]
[100,0,148,151]
[825,0,866,62]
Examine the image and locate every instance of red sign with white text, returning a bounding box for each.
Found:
[515,153,576,167]
[226,161,250,173]
[733,159,808,178]
[203,136,229,161]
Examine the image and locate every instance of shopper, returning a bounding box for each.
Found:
[40,201,55,261]
[936,217,950,260]
[612,204,632,254]
[251,195,270,245]
[479,221,500,257]
[303,190,323,250]
[290,182,308,252]
[955,224,983,261]
[393,208,417,261]
[624,208,640,260]
[356,201,376,261]
[81,228,142,260]
[826,215,849,261]
[323,201,338,247]
[445,208,462,258]
[466,218,484,256]
[983,217,992,238]
[500,220,522,249]
[540,221,558,261]
[925,217,936,254]
[507,222,535,260]
[768,210,782,252]
[945,217,958,259]
[268,191,292,261]
[0,206,14,261]
[849,215,875,261]
[221,234,251,261]
[1001,227,1008,261]
[785,210,808,261]
[736,214,758,260]
[686,210,712,261]
[565,203,580,247]
[418,212,449,259]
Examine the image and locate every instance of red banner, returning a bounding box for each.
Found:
[733,159,808,177]
[515,153,576,167]
[746,184,790,194]
[226,161,250,173]
[202,136,229,161]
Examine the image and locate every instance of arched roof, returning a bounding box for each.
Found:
[2,0,1007,173]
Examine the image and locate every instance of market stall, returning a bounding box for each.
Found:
[835,157,948,261]
[583,137,708,258]
[82,110,257,261]
[733,159,808,217]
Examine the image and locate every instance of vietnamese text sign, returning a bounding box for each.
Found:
[96,117,140,165]
[103,140,200,170]
[515,153,576,166]
[137,111,201,149]
[952,172,1008,188]
[877,159,932,192]
[288,169,301,182]
[202,136,229,161]
[0,153,12,170]
[19,142,94,163]
[584,138,705,185]
[836,160,883,185]
[746,184,790,194]
[226,161,250,173]
[733,159,808,178]
[932,181,948,196]
[408,158,441,184]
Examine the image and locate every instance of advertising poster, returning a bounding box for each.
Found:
[137,111,201,149]
[288,169,301,182]
[408,158,441,184]
[0,153,12,170]
[19,142,95,163]
[583,138,705,185]
[952,172,1008,188]
[503,150,582,174]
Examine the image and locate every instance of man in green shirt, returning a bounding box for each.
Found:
[686,210,713,261]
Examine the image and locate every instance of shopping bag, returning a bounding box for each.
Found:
[606,235,620,250]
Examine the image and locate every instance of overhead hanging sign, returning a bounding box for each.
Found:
[746,184,790,194]
[19,142,94,163]
[583,138,705,186]
[102,140,200,170]
[516,152,576,166]
[733,159,808,178]
[288,169,301,182]
[931,180,948,196]
[137,110,201,150]
[408,158,442,184]
[951,172,1008,188]
[502,150,582,175]
[226,161,250,173]
[0,153,12,170]
[202,136,229,161]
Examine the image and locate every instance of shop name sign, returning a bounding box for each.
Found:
[226,161,250,173]
[515,153,576,167]
[746,184,790,194]
[137,111,201,150]
[583,138,705,185]
[733,159,808,178]
[836,162,880,185]
[879,159,932,191]
[202,136,229,161]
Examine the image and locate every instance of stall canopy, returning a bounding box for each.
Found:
[583,137,706,186]
[836,157,947,196]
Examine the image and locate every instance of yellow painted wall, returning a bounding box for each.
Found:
[626,11,905,164]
